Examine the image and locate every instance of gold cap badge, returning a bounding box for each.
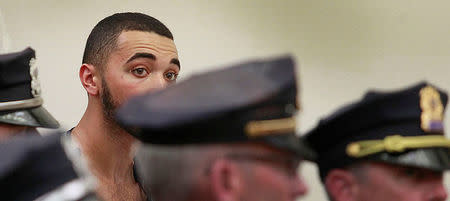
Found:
[419,86,444,133]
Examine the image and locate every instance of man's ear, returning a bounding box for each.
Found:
[325,169,360,201]
[210,159,242,201]
[79,64,100,96]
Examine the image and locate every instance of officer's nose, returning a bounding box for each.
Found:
[292,174,308,198]
[425,176,447,201]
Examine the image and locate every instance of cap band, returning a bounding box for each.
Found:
[245,117,296,137]
[347,135,450,158]
[0,97,43,111]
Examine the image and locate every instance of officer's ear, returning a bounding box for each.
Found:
[210,159,243,201]
[325,169,360,201]
[79,64,100,96]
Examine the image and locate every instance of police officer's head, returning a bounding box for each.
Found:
[305,82,449,201]
[0,48,59,140]
[116,56,315,201]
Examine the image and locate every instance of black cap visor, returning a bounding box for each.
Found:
[260,134,317,161]
[0,106,59,128]
[371,148,450,172]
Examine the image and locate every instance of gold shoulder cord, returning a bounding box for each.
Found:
[347,135,450,158]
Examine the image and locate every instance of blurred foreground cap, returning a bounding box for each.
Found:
[117,55,315,160]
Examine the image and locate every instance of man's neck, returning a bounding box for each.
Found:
[72,103,136,183]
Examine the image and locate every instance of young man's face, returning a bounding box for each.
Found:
[236,146,308,201]
[354,162,447,201]
[100,30,179,119]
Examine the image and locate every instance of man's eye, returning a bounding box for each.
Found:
[165,72,178,81]
[131,68,149,77]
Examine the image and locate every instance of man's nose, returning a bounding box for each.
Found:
[153,74,170,89]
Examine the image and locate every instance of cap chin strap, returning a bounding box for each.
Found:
[347,135,450,158]
[0,97,43,111]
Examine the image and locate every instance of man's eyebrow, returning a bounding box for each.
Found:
[126,53,156,63]
[171,58,181,69]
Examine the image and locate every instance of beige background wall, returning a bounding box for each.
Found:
[1,1,450,200]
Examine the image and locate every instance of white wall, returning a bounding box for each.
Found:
[1,1,450,200]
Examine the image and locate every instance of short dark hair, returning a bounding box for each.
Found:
[82,12,173,71]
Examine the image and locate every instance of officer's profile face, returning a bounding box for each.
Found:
[100,30,179,109]
[326,162,447,201]
[225,144,308,201]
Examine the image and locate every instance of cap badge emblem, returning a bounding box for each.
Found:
[419,86,444,132]
[29,58,41,97]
